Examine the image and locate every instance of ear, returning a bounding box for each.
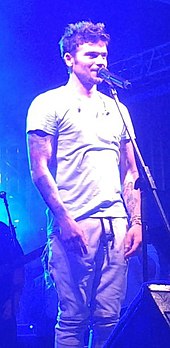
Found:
[64,52,74,68]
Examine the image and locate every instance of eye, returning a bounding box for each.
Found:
[85,52,108,59]
[88,53,98,59]
[101,53,108,59]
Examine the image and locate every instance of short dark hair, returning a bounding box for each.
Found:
[59,21,110,58]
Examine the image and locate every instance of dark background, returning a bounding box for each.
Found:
[0,0,170,275]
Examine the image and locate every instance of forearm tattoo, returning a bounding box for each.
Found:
[123,181,138,217]
[36,175,66,219]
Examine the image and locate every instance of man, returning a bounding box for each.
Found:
[0,221,25,348]
[26,21,142,348]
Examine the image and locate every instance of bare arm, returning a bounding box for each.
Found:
[120,140,142,257]
[27,131,87,254]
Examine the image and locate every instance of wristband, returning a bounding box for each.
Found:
[130,214,142,226]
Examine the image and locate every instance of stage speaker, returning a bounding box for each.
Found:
[104,283,170,348]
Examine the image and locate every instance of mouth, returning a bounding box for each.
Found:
[91,69,102,77]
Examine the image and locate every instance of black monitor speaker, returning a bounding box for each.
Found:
[104,283,170,348]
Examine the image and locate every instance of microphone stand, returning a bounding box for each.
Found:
[109,86,170,282]
[0,191,17,246]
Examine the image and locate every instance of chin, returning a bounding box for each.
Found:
[95,77,103,85]
[90,76,102,85]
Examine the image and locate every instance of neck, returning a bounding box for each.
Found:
[67,74,97,98]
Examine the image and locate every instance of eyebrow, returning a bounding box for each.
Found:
[84,51,108,56]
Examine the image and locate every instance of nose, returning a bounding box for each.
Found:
[95,54,107,68]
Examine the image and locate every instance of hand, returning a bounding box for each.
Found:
[124,224,142,259]
[59,216,88,256]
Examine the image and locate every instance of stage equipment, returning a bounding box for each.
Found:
[104,283,170,348]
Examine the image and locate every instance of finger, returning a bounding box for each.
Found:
[74,237,88,256]
[64,238,87,256]
[74,235,87,255]
[78,231,88,254]
[124,239,132,254]
[125,241,141,258]
[124,248,133,259]
[124,243,131,252]
[124,245,132,258]
[73,241,83,256]
[80,241,88,255]
[81,232,88,247]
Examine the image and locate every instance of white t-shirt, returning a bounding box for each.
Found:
[26,85,135,226]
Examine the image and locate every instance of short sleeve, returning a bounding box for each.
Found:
[26,91,58,135]
[120,103,136,141]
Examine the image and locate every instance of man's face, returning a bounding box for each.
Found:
[65,41,108,87]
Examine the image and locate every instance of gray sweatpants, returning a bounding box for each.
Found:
[48,217,128,348]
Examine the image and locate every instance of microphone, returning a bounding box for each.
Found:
[98,67,131,89]
[0,191,6,199]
